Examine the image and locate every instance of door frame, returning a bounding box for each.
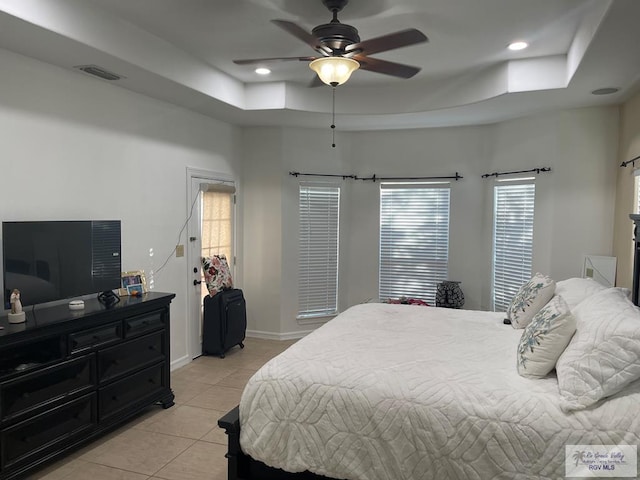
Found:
[186,167,237,360]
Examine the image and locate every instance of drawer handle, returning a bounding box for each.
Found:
[22,392,30,399]
[148,378,155,384]
[92,335,100,341]
[112,395,119,401]
[148,345,157,351]
[21,436,30,444]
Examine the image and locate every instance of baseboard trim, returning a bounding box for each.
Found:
[170,354,191,371]
[246,329,314,341]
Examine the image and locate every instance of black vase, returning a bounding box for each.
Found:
[436,281,465,309]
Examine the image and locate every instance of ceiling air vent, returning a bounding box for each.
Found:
[74,65,124,81]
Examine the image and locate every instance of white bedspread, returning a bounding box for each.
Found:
[239,303,640,480]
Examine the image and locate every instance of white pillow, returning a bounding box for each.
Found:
[517,295,576,378]
[507,273,556,329]
[556,287,640,411]
[554,277,606,310]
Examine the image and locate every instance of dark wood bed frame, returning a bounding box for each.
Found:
[217,406,332,480]
[217,214,640,480]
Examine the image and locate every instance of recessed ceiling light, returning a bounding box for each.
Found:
[255,67,271,75]
[508,41,528,51]
[591,87,620,95]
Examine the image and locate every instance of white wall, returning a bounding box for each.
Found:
[243,107,619,335]
[613,90,640,288]
[241,127,284,336]
[347,126,491,310]
[241,127,354,338]
[491,109,619,281]
[280,128,354,335]
[0,48,242,366]
[0,47,621,343]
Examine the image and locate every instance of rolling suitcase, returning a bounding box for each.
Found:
[202,288,247,358]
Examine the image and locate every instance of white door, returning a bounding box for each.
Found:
[186,169,236,359]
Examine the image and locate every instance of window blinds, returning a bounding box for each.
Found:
[493,182,535,311]
[200,189,234,300]
[201,190,233,261]
[379,184,450,303]
[298,185,340,317]
[634,169,640,214]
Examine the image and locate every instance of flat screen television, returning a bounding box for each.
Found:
[2,220,121,308]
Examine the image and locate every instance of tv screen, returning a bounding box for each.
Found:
[2,221,121,308]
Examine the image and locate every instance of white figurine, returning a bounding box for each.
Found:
[8,289,25,324]
[10,289,22,314]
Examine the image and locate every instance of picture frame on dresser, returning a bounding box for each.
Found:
[120,270,147,296]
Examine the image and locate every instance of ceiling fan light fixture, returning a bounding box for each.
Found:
[309,57,360,86]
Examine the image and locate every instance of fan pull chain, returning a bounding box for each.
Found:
[331,86,336,148]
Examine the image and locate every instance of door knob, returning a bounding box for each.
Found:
[193,279,202,286]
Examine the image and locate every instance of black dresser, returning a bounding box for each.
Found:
[0,292,175,479]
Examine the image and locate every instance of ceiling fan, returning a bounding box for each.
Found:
[233,0,428,86]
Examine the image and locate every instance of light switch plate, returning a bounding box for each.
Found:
[175,244,185,257]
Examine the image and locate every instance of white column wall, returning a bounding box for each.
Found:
[241,127,284,337]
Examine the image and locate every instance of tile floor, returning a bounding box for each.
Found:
[31,337,298,480]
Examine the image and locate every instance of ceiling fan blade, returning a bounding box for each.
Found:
[271,20,331,55]
[346,28,428,56]
[356,56,421,79]
[233,56,317,65]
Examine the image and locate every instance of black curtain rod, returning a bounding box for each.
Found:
[289,172,357,180]
[481,167,551,179]
[289,171,463,181]
[620,155,640,168]
[357,172,463,182]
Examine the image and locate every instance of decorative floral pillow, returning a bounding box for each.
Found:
[556,287,640,412]
[202,255,233,296]
[507,273,555,329]
[517,295,576,378]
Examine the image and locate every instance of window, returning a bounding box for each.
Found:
[634,169,640,214]
[492,180,535,311]
[379,183,450,303]
[201,189,234,260]
[200,185,234,299]
[298,184,340,318]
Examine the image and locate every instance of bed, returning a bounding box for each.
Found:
[218,278,640,479]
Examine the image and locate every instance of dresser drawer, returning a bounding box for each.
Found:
[97,332,163,384]
[0,355,95,422]
[1,393,96,468]
[69,322,122,354]
[98,364,164,421]
[124,310,164,338]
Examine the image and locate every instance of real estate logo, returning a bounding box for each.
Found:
[566,445,637,477]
